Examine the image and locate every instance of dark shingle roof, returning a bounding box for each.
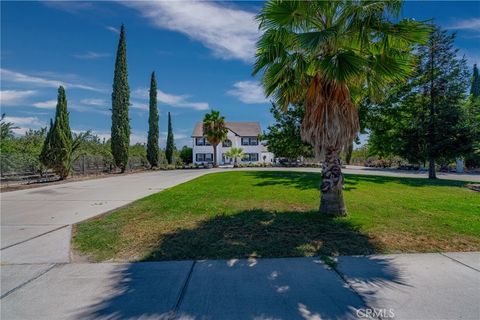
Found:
[192,122,261,137]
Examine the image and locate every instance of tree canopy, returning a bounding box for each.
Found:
[262,103,313,161]
[367,26,475,172]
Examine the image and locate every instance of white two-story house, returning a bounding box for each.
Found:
[191,121,274,165]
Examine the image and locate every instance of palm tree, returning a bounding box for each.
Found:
[254,0,430,216]
[0,114,18,140]
[225,147,244,167]
[203,110,228,167]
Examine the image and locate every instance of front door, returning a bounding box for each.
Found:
[222,155,231,164]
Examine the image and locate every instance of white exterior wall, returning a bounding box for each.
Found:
[193,129,274,165]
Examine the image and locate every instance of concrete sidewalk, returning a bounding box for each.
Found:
[1,252,479,319]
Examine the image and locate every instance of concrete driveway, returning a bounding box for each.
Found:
[1,169,217,264]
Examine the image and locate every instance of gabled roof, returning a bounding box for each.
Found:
[192,121,261,137]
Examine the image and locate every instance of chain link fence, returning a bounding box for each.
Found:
[0,153,149,187]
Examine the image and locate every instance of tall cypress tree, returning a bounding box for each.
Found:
[39,86,73,179]
[40,119,54,169]
[165,112,175,164]
[111,24,130,173]
[471,64,480,98]
[147,71,159,167]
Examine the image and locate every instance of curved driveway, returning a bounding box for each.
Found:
[1,169,216,264]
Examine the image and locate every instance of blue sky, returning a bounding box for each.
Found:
[1,1,479,148]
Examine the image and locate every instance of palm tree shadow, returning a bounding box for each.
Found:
[144,210,377,260]
[75,209,408,319]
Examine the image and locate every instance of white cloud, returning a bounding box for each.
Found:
[32,100,57,109]
[227,81,268,104]
[70,129,191,147]
[3,116,46,135]
[106,26,120,34]
[1,68,104,92]
[80,98,108,107]
[132,88,209,111]
[131,132,148,144]
[73,51,110,60]
[130,100,149,111]
[0,90,37,105]
[121,1,259,62]
[448,18,480,31]
[159,132,188,141]
[75,129,147,144]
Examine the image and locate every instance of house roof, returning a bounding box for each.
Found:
[192,122,262,137]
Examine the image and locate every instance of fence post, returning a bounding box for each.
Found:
[83,155,86,176]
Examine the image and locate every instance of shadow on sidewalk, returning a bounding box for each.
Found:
[75,209,408,319]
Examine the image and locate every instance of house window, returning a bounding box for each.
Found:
[196,153,213,162]
[243,153,259,162]
[222,139,232,147]
[195,137,211,146]
[241,137,259,146]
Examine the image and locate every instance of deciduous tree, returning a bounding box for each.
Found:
[262,103,312,162]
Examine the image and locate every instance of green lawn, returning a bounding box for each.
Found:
[72,171,480,262]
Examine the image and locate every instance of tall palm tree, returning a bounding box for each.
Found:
[254,0,430,216]
[225,147,244,167]
[203,110,228,167]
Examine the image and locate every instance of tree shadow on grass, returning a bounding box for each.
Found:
[247,171,468,193]
[76,209,409,320]
[143,210,377,261]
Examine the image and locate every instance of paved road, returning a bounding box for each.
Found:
[1,253,479,319]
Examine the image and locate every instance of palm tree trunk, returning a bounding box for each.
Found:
[213,145,218,167]
[319,147,347,216]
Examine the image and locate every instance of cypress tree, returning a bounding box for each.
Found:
[39,118,54,169]
[111,24,130,173]
[39,86,73,179]
[147,72,159,167]
[165,112,175,164]
[471,64,480,98]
